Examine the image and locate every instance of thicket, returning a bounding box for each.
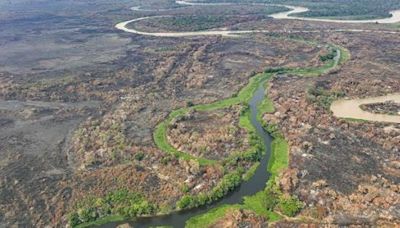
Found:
[319,49,337,62]
[261,181,303,217]
[176,169,243,209]
[306,86,345,109]
[68,189,156,227]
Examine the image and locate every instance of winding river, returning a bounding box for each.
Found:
[101,81,273,228]
[175,0,400,24]
[116,1,400,37]
[330,93,400,123]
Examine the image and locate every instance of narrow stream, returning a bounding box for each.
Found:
[101,82,272,227]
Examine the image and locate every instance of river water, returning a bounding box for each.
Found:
[330,93,400,123]
[100,82,273,227]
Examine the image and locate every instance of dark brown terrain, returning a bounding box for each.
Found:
[264,31,400,225]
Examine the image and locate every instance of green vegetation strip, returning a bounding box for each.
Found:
[185,204,242,228]
[153,71,274,165]
[69,189,156,227]
[268,137,289,176]
[243,162,260,181]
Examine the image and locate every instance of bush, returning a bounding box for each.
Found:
[264,185,279,211]
[242,150,261,162]
[186,101,194,107]
[176,170,243,210]
[264,123,283,138]
[134,152,145,161]
[319,49,337,62]
[68,212,80,227]
[278,196,303,217]
[306,86,345,109]
[77,207,98,223]
[264,67,289,74]
[69,189,156,227]
[161,156,173,165]
[176,195,194,209]
[181,184,190,193]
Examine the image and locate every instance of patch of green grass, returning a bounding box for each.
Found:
[243,162,260,181]
[185,204,241,228]
[288,57,335,77]
[277,196,303,217]
[287,45,349,77]
[242,191,282,221]
[239,134,290,220]
[70,189,156,227]
[257,94,275,121]
[186,189,283,228]
[194,73,273,112]
[337,45,351,65]
[238,106,253,131]
[344,117,370,123]
[386,22,400,30]
[268,137,289,176]
[75,215,124,228]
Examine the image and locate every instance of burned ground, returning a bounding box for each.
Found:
[0,9,325,227]
[1,0,399,226]
[167,105,250,160]
[264,31,399,225]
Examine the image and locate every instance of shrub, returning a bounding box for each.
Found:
[264,195,278,211]
[134,152,145,161]
[264,123,283,138]
[68,212,80,227]
[69,189,156,227]
[176,170,243,210]
[264,67,289,74]
[77,207,97,223]
[176,195,194,209]
[181,184,190,193]
[240,150,261,162]
[161,156,173,165]
[306,86,345,109]
[264,186,279,211]
[278,196,303,217]
[186,101,194,107]
[319,49,337,62]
